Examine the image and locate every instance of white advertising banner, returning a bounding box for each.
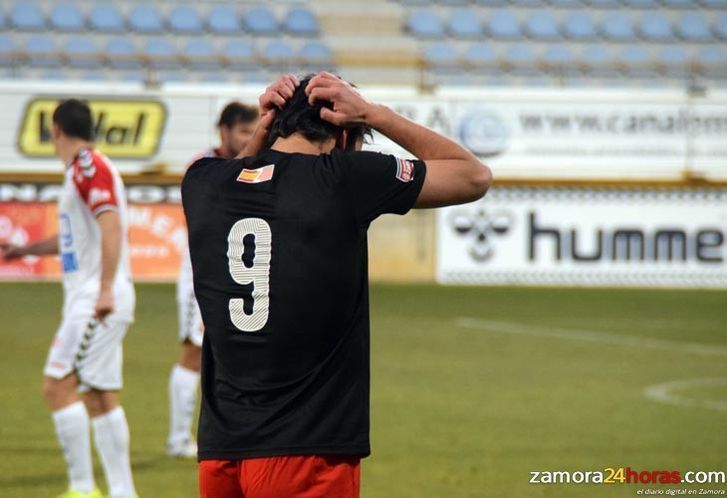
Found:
[436,188,727,288]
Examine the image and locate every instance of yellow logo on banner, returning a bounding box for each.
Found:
[17,98,166,158]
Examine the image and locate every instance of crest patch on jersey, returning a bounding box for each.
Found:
[395,158,415,183]
[89,187,112,206]
[237,164,275,184]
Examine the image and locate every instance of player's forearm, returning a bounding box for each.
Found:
[24,235,60,256]
[366,104,477,163]
[97,211,122,291]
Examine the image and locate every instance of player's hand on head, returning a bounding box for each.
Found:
[259,74,299,114]
[306,72,372,127]
[94,287,115,323]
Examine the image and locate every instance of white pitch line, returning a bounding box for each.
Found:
[644,378,727,413]
[453,318,727,358]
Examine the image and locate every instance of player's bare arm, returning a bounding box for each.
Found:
[0,234,60,260]
[237,74,300,159]
[96,210,122,320]
[306,71,492,208]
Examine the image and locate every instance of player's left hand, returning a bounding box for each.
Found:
[259,74,299,113]
[94,287,114,323]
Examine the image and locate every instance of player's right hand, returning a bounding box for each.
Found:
[0,243,25,261]
[306,71,374,128]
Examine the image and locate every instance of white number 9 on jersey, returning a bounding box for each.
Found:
[226,218,272,332]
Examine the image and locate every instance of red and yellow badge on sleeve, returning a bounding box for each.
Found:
[237,164,275,184]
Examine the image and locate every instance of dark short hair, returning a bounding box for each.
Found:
[217,102,259,128]
[268,74,372,150]
[52,99,94,141]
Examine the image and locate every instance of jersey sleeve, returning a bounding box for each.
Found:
[338,150,427,226]
[72,151,119,216]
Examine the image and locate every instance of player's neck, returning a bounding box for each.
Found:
[58,139,93,165]
[271,134,335,156]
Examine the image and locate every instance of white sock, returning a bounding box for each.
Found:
[168,364,200,446]
[92,407,137,498]
[52,401,95,493]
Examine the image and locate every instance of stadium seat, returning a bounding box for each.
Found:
[601,12,636,41]
[223,39,256,68]
[449,9,482,38]
[475,0,508,6]
[89,4,125,33]
[169,5,204,34]
[524,11,560,40]
[64,36,99,68]
[676,13,711,41]
[129,5,164,33]
[143,38,177,69]
[407,10,445,38]
[423,42,459,67]
[580,44,613,69]
[486,11,521,39]
[656,46,688,74]
[25,35,60,67]
[10,2,46,30]
[694,46,727,74]
[623,0,659,6]
[586,0,620,7]
[0,7,5,29]
[299,41,333,64]
[461,43,495,69]
[638,13,675,42]
[182,39,220,71]
[504,44,536,67]
[50,4,85,31]
[284,7,319,36]
[562,12,598,40]
[617,45,651,70]
[106,38,142,69]
[700,0,727,7]
[714,14,727,40]
[0,35,14,66]
[262,40,294,63]
[208,5,241,34]
[542,44,574,66]
[660,0,699,7]
[244,6,278,34]
[547,0,584,6]
[510,0,544,6]
[439,0,471,5]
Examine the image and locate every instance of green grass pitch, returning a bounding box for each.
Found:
[0,282,725,497]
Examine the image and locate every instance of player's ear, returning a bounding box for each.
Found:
[51,123,61,140]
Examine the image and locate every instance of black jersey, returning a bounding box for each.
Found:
[182,148,426,460]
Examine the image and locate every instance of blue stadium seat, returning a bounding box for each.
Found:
[562,12,597,40]
[262,40,294,63]
[106,38,141,69]
[623,0,659,6]
[129,5,164,33]
[25,35,60,67]
[223,40,255,68]
[548,0,583,6]
[676,13,711,41]
[64,36,99,68]
[208,5,240,34]
[143,38,177,68]
[542,44,574,65]
[299,41,332,64]
[182,39,220,70]
[510,0,543,6]
[715,14,727,40]
[89,4,125,33]
[586,0,621,7]
[50,4,84,31]
[169,5,204,34]
[439,0,471,5]
[638,13,675,42]
[423,42,459,67]
[524,11,559,40]
[695,46,726,67]
[660,0,698,7]
[244,6,277,34]
[449,9,482,38]
[0,35,14,66]
[10,2,46,30]
[580,44,613,68]
[475,0,508,6]
[601,12,636,41]
[486,11,521,39]
[700,0,727,7]
[285,7,318,36]
[505,44,536,66]
[407,10,445,38]
[617,46,651,69]
[656,46,688,72]
[463,42,497,67]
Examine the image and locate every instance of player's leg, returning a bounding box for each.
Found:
[199,460,244,498]
[168,290,203,457]
[43,318,99,496]
[241,455,361,498]
[77,319,137,498]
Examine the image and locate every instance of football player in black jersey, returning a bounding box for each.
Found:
[183,72,492,498]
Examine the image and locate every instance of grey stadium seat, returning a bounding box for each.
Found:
[407,10,445,38]
[129,5,164,33]
[676,13,712,41]
[601,12,636,41]
[562,12,598,40]
[284,7,319,36]
[89,4,125,33]
[486,11,521,39]
[244,6,278,34]
[449,9,483,38]
[10,2,46,30]
[524,11,560,40]
[638,13,675,42]
[169,5,204,34]
[50,3,85,32]
[64,36,99,68]
[208,5,240,34]
[25,35,60,67]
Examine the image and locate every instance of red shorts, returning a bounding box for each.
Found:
[199,455,361,498]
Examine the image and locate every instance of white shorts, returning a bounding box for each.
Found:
[44,315,130,391]
[177,287,204,347]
